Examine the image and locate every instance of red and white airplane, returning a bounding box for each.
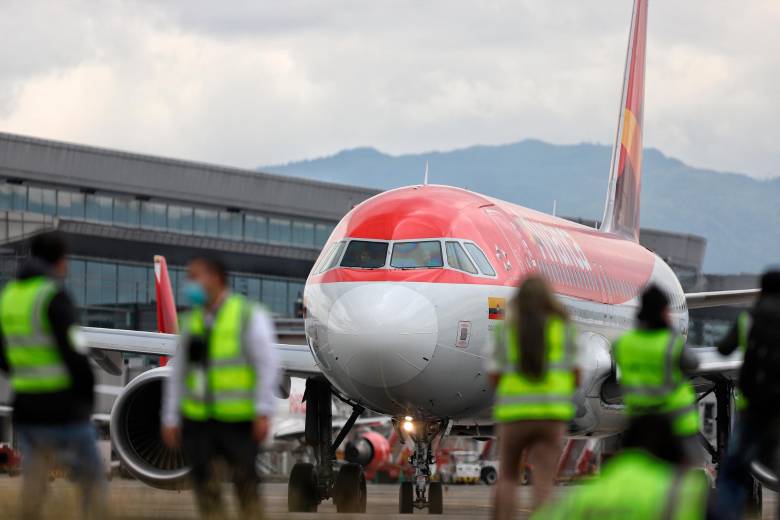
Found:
[1,0,758,514]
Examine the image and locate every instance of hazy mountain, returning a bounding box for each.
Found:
[264,140,780,274]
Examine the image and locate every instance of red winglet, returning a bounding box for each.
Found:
[154,255,179,365]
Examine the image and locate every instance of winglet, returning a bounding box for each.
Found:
[600,0,648,242]
[154,255,178,366]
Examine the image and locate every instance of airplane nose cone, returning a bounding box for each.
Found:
[327,284,437,388]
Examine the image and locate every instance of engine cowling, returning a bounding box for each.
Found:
[570,332,619,434]
[344,430,391,473]
[110,366,190,489]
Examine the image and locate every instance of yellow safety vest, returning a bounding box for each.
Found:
[0,276,71,393]
[493,316,576,423]
[180,294,257,422]
[614,329,699,436]
[532,450,708,520]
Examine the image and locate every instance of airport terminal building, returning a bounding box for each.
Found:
[0,132,378,330]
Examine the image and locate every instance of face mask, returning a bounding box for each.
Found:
[184,281,207,307]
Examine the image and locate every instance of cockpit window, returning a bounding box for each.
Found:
[445,242,478,274]
[464,243,496,276]
[391,241,444,269]
[319,241,347,273]
[340,240,388,269]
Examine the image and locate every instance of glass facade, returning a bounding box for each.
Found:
[0,181,335,249]
[67,257,305,317]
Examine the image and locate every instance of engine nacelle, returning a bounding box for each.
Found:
[344,430,391,473]
[110,366,190,489]
[570,332,621,434]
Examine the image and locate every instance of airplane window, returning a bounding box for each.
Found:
[464,243,496,276]
[445,242,478,274]
[340,240,388,269]
[320,241,347,272]
[391,241,444,269]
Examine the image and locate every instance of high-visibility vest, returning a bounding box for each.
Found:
[493,316,576,423]
[734,311,752,411]
[614,329,699,436]
[0,276,72,393]
[180,294,257,422]
[532,450,709,520]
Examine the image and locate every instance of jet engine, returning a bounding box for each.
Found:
[110,366,190,489]
[344,430,392,474]
[570,332,623,434]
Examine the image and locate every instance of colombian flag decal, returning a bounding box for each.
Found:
[488,297,506,320]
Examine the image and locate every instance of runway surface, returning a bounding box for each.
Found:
[0,477,775,519]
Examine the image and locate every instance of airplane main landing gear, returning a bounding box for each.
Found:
[398,418,447,515]
[288,377,366,513]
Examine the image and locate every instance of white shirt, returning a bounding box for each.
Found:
[161,305,280,428]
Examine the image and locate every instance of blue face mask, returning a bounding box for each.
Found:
[184,281,207,307]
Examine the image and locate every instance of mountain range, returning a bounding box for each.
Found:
[264,140,780,274]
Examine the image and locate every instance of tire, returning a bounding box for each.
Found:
[399,481,414,514]
[289,462,318,512]
[481,467,498,486]
[429,481,443,515]
[335,463,367,513]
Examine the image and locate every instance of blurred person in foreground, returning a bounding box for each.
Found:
[488,276,579,518]
[532,414,710,519]
[715,270,780,520]
[613,285,702,465]
[161,255,280,520]
[0,232,105,520]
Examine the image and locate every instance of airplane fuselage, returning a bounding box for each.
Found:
[304,185,687,433]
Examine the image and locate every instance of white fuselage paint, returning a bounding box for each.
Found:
[304,255,687,435]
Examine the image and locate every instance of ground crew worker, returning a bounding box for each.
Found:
[488,276,579,518]
[0,231,105,520]
[613,285,702,464]
[161,255,279,520]
[532,414,711,519]
[715,270,780,519]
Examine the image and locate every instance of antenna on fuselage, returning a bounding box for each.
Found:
[552,199,557,217]
[423,160,429,186]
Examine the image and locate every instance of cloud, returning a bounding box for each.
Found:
[0,1,778,178]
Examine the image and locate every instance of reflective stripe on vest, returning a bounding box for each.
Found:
[0,277,71,393]
[734,311,752,411]
[494,316,575,423]
[180,294,257,422]
[615,329,699,436]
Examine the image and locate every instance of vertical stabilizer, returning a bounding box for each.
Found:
[154,255,179,334]
[600,0,648,241]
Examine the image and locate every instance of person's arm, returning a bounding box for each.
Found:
[486,324,505,389]
[679,345,700,375]
[0,322,9,374]
[161,342,187,428]
[245,309,280,419]
[716,323,740,356]
[47,290,94,402]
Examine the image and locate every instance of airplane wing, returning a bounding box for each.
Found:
[82,327,322,378]
[690,346,742,377]
[685,289,759,309]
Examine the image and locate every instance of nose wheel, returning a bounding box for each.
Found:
[397,419,447,515]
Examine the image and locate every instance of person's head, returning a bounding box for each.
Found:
[760,270,780,297]
[186,255,228,306]
[510,275,568,379]
[636,285,670,329]
[30,231,68,278]
[622,414,685,465]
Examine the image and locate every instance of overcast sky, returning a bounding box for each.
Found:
[1,1,778,178]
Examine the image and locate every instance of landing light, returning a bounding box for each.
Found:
[402,418,415,433]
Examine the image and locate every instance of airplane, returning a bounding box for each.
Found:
[0,0,762,514]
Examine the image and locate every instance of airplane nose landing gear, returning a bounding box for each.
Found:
[398,418,447,515]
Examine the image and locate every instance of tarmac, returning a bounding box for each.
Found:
[0,477,776,519]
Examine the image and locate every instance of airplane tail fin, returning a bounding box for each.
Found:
[600,0,648,242]
[154,255,178,365]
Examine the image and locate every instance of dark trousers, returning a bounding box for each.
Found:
[182,419,260,519]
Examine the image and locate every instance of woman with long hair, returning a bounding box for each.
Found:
[488,276,578,519]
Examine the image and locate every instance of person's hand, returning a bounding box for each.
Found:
[253,415,270,443]
[161,425,181,450]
